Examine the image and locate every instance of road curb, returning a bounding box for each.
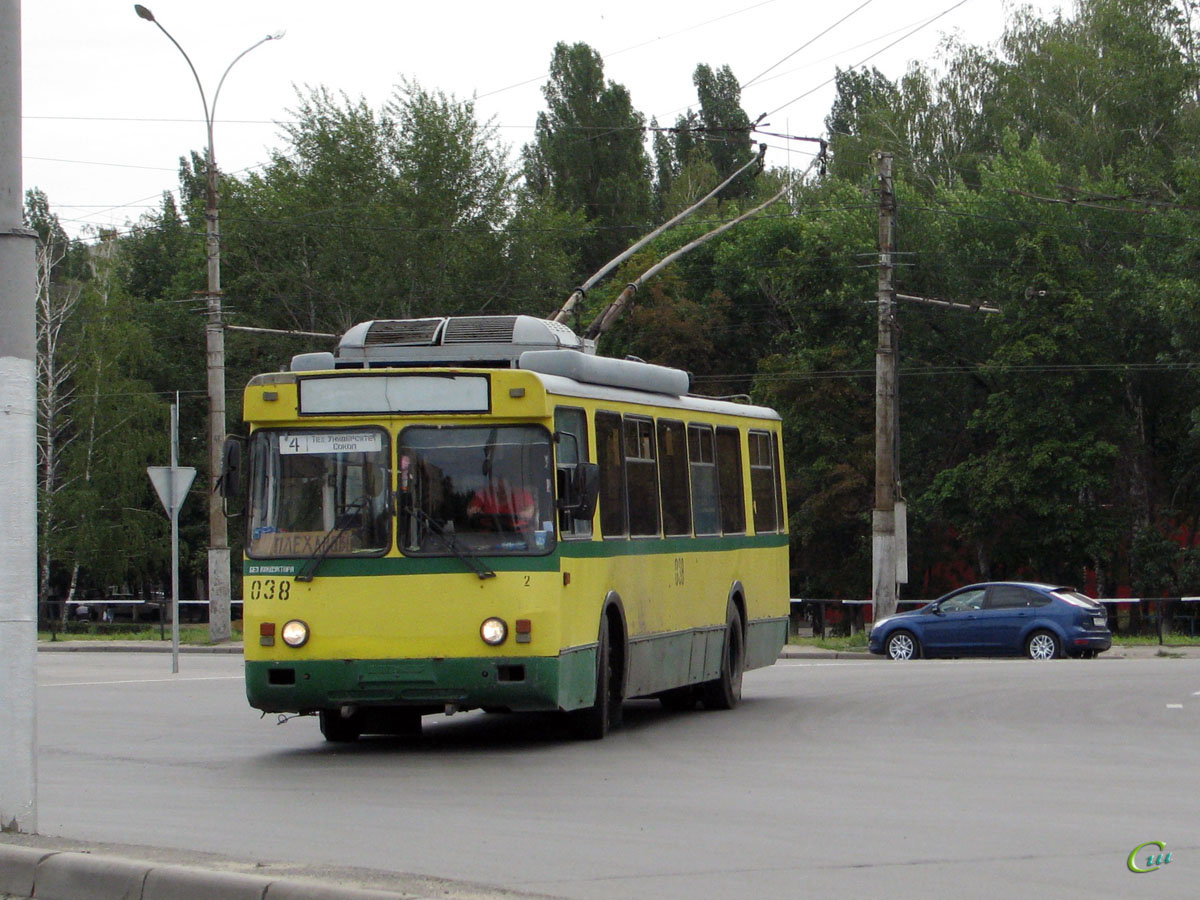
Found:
[0,843,45,897]
[779,646,878,660]
[37,642,244,654]
[0,845,420,900]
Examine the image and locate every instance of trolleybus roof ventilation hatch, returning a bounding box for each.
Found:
[331,315,591,368]
[289,314,691,397]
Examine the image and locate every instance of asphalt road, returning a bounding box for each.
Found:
[29,652,1200,899]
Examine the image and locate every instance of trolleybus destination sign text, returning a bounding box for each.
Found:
[278,432,382,455]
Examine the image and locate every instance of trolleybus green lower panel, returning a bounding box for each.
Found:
[246,616,787,715]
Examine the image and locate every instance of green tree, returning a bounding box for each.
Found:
[222,83,575,341]
[523,42,653,275]
[29,198,167,618]
[653,66,757,216]
[692,64,755,198]
[990,0,1200,195]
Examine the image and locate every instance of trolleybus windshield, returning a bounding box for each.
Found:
[248,428,391,559]
[398,425,556,556]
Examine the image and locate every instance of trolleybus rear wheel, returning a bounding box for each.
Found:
[701,602,744,710]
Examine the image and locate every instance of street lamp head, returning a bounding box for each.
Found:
[269,29,287,41]
[133,4,155,22]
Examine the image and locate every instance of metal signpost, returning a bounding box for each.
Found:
[148,399,196,673]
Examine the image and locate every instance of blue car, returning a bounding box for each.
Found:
[868,582,1112,660]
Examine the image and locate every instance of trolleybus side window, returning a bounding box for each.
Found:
[775,432,786,530]
[657,419,691,537]
[554,407,593,539]
[749,429,781,534]
[596,411,628,539]
[624,417,661,537]
[688,424,720,536]
[715,426,746,535]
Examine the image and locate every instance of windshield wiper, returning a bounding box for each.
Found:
[412,507,496,580]
[295,497,368,583]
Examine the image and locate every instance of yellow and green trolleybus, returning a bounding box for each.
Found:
[230,315,789,741]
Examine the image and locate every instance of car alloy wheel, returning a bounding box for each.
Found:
[886,631,917,660]
[1027,631,1060,660]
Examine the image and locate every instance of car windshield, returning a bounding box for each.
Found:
[397,425,556,556]
[247,428,391,558]
[1054,590,1102,609]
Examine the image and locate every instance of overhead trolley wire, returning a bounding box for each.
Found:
[762,0,973,118]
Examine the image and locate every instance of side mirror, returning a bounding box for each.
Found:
[218,436,244,500]
[572,462,600,522]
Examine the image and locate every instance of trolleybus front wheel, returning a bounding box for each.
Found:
[319,706,423,742]
[571,614,623,739]
[319,708,361,743]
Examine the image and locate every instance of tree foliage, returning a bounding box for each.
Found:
[29,0,1200,607]
[523,42,653,275]
[29,194,167,617]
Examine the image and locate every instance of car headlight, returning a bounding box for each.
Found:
[280,619,309,648]
[872,616,892,631]
[480,617,508,646]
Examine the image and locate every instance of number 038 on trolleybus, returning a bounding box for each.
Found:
[222,315,790,742]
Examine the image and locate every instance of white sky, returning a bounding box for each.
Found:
[20,0,1037,239]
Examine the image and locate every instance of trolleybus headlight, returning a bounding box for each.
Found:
[280,619,309,648]
[480,617,508,646]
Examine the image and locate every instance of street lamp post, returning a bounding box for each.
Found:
[134,5,282,641]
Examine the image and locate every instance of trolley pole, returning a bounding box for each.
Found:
[0,0,39,834]
[872,151,899,623]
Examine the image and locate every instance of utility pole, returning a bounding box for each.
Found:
[872,151,900,623]
[0,0,39,833]
[134,6,282,642]
[867,155,999,623]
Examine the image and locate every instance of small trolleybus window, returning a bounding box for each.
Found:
[688,424,719,536]
[596,412,627,539]
[657,419,691,536]
[625,417,660,537]
[749,430,781,534]
[715,426,746,535]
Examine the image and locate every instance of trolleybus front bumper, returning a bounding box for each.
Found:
[246,647,597,715]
